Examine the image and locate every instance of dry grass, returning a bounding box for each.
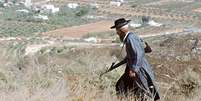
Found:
[0,32,201,101]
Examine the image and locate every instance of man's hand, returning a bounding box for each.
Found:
[128,68,136,78]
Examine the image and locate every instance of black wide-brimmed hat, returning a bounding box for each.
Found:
[110,18,131,29]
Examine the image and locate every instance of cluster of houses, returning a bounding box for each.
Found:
[1,0,82,20]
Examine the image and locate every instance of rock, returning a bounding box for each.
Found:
[41,4,60,14]
[16,9,29,13]
[31,6,40,13]
[84,37,97,43]
[110,1,122,7]
[51,7,59,13]
[85,15,96,19]
[148,20,162,27]
[184,27,201,33]
[67,3,79,9]
[24,0,32,8]
[3,3,9,7]
[89,3,99,8]
[34,14,48,20]
[119,0,125,3]
[130,23,142,28]
[25,44,49,56]
[3,2,13,7]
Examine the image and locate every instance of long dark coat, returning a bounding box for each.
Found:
[115,32,160,100]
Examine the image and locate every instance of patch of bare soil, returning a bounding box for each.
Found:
[193,8,201,13]
[41,20,113,38]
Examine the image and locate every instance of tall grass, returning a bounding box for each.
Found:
[0,33,201,101]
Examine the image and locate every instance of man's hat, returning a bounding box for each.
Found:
[110,18,131,29]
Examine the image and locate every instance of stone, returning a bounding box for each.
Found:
[24,0,32,8]
[148,20,162,27]
[34,14,48,20]
[110,1,122,7]
[67,3,79,9]
[41,4,60,14]
[16,9,29,13]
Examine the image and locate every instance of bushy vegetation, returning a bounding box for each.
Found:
[46,5,92,26]
[0,4,94,37]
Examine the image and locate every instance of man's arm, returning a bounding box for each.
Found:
[112,57,127,68]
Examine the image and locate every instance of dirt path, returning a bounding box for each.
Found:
[41,20,113,38]
[193,8,201,13]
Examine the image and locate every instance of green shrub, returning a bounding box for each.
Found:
[75,6,90,17]
[47,5,91,26]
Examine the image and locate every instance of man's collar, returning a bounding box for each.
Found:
[123,31,130,43]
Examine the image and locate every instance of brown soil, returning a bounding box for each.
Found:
[41,20,113,38]
[193,8,201,13]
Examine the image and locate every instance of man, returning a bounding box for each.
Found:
[110,18,160,101]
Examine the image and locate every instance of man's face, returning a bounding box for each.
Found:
[116,28,124,42]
